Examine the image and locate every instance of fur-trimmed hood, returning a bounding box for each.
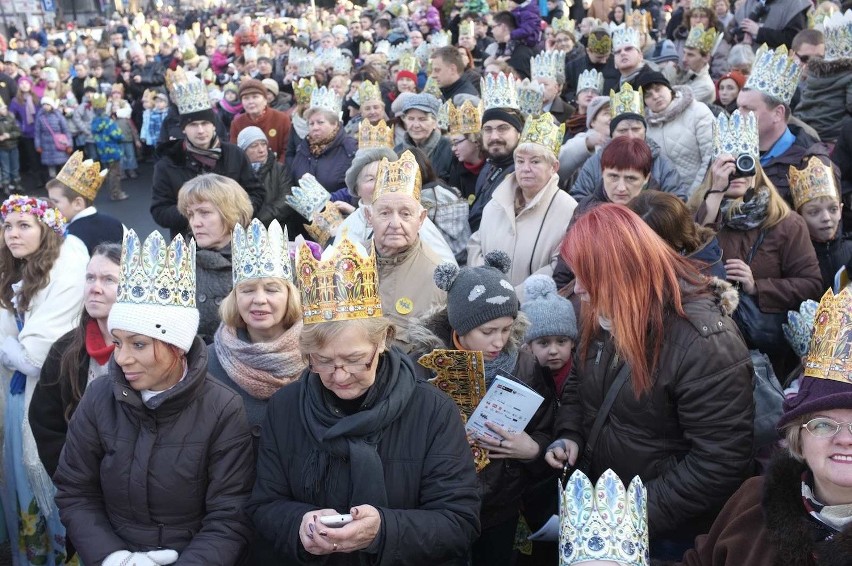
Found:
[709,276,739,317]
[806,56,852,78]
[645,85,695,126]
[407,306,530,359]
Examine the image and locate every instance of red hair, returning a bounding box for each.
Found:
[600,136,653,177]
[561,204,707,396]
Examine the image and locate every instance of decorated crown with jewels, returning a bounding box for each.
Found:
[459,20,475,38]
[481,72,519,111]
[423,76,443,99]
[286,173,331,220]
[294,77,318,106]
[610,82,644,118]
[296,234,382,324]
[358,80,382,104]
[712,109,758,160]
[116,230,196,309]
[374,40,392,57]
[587,30,613,55]
[317,47,341,65]
[685,23,719,54]
[304,204,344,247]
[232,219,292,286]
[517,79,545,118]
[626,10,650,34]
[91,91,108,110]
[577,68,604,94]
[519,113,565,158]
[612,25,640,51]
[744,44,801,106]
[168,66,211,115]
[804,288,852,382]
[398,52,419,73]
[358,119,395,150]
[298,56,316,79]
[532,50,566,84]
[551,16,575,35]
[55,151,108,201]
[373,150,422,202]
[309,85,343,118]
[789,156,840,210]
[823,9,852,61]
[448,99,482,136]
[560,469,649,566]
[289,46,310,66]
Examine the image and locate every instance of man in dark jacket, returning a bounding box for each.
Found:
[127,46,166,102]
[430,46,479,102]
[563,27,621,97]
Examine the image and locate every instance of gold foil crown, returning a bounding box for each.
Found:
[610,82,644,118]
[587,31,612,55]
[712,110,758,160]
[55,151,108,201]
[804,288,852,382]
[296,234,382,324]
[744,44,802,105]
[358,80,382,104]
[358,119,395,150]
[481,72,519,111]
[789,156,839,210]
[551,16,575,35]
[398,52,419,73]
[91,92,108,110]
[531,50,566,83]
[372,150,422,203]
[294,77,318,106]
[685,23,719,54]
[823,9,852,61]
[448,99,482,136]
[519,113,565,158]
[459,20,475,39]
[626,10,650,34]
[577,69,604,94]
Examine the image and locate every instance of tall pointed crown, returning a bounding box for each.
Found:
[519,113,565,158]
[168,66,210,115]
[388,42,413,62]
[116,230,196,309]
[437,100,450,131]
[804,288,852,382]
[481,72,519,111]
[374,40,392,57]
[55,151,108,201]
[531,50,566,83]
[626,10,650,34]
[744,44,801,105]
[423,77,443,99]
[295,234,382,324]
[286,173,332,220]
[373,150,422,202]
[304,204,345,247]
[398,52,419,73]
[612,25,640,51]
[333,57,352,75]
[459,20,475,39]
[289,46,310,67]
[587,31,612,55]
[358,119,395,150]
[294,77,318,106]
[789,156,840,210]
[551,16,575,35]
[560,469,649,566]
[316,46,341,65]
[517,79,545,118]
[358,80,382,104]
[448,99,482,136]
[309,85,343,118]
[713,110,758,160]
[610,82,644,118]
[577,68,604,94]
[414,42,432,69]
[823,10,852,61]
[685,23,719,54]
[232,219,292,286]
[431,30,452,48]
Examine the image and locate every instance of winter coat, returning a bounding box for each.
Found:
[54,337,255,565]
[564,56,621,100]
[230,108,291,164]
[290,126,357,193]
[34,108,71,165]
[545,96,574,126]
[558,131,600,182]
[679,66,716,106]
[469,154,515,232]
[116,117,140,144]
[447,156,483,199]
[555,279,754,540]
[795,57,852,143]
[247,347,481,565]
[762,125,831,208]
[151,139,265,238]
[832,115,852,202]
[71,103,95,145]
[395,130,454,182]
[439,77,479,102]
[127,61,165,100]
[92,114,123,164]
[142,108,167,146]
[0,112,21,150]
[196,246,233,345]
[9,95,38,137]
[812,233,852,292]
[645,86,715,194]
[407,309,556,530]
[254,151,298,234]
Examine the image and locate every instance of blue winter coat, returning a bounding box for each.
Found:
[34,109,71,166]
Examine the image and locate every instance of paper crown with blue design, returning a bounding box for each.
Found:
[612,25,641,51]
[481,72,519,111]
[519,113,565,158]
[167,66,211,115]
[823,10,852,61]
[684,23,719,55]
[744,44,801,106]
[316,46,341,65]
[576,69,604,94]
[517,79,545,118]
[789,156,839,210]
[804,288,852,381]
[712,110,758,161]
[388,42,412,62]
[108,230,199,352]
[531,50,566,84]
[783,299,819,358]
[560,469,649,566]
[231,219,292,286]
[286,174,344,246]
[309,86,343,119]
[431,30,452,48]
[333,56,352,75]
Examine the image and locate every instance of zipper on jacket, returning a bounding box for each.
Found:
[594,341,603,366]
[158,523,165,548]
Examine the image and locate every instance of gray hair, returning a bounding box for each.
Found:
[727,44,755,74]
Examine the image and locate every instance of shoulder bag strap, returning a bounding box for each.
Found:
[578,362,631,471]
[41,115,56,136]
[744,229,767,265]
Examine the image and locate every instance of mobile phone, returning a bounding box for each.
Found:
[319,514,353,528]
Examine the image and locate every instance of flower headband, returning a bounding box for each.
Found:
[1,195,66,235]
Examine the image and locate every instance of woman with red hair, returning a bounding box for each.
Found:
[545,204,754,560]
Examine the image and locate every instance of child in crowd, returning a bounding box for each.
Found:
[141,92,168,156]
[114,101,140,179]
[217,82,242,133]
[0,98,22,193]
[34,96,72,178]
[91,94,128,201]
[509,0,543,48]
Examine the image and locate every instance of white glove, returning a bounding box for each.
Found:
[145,550,179,565]
[1,336,39,375]
[102,549,179,566]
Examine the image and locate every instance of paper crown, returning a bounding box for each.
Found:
[360,41,373,57]
[304,202,345,247]
[610,82,644,118]
[358,119,395,150]
[116,230,196,309]
[358,80,382,104]
[289,46,310,66]
[626,10,650,34]
[243,46,258,61]
[168,66,211,115]
[309,85,343,118]
[804,288,852,381]
[789,156,839,210]
[517,79,545,118]
[294,77,318,106]
[374,40,392,57]
[810,3,840,29]
[231,219,292,286]
[823,10,852,61]
[685,23,719,54]
[398,52,419,73]
[551,16,576,35]
[459,20,475,38]
[612,25,641,51]
[387,42,412,62]
[431,30,452,48]
[437,100,450,131]
[333,57,352,75]
[690,0,713,10]
[577,69,604,94]
[587,31,613,55]
[560,469,650,566]
[373,150,422,202]
[316,46,341,65]
[91,92,107,110]
[414,42,433,68]
[448,99,482,136]
[712,110,758,160]
[481,72,520,111]
[744,44,801,106]
[783,299,819,358]
[423,77,443,99]
[55,151,108,201]
[532,50,566,84]
[519,113,565,158]
[296,234,382,324]
[298,56,317,79]
[286,173,331,220]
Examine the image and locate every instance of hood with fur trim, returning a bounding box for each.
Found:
[709,276,739,317]
[806,56,852,78]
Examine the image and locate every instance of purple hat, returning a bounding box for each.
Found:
[777,377,852,430]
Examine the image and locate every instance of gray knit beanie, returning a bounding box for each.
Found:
[344,148,399,198]
[586,96,610,131]
[521,274,577,343]
[237,126,267,152]
[434,251,519,336]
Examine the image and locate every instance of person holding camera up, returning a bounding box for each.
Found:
[732,0,811,49]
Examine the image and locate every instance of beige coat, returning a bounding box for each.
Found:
[468,173,577,294]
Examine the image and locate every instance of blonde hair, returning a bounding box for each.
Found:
[177,173,253,231]
[783,415,807,462]
[514,142,558,167]
[219,277,302,330]
[689,163,790,229]
[299,317,396,359]
[305,107,341,125]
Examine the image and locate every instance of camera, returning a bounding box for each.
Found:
[731,0,769,41]
[731,153,756,179]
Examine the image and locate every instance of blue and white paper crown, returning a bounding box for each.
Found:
[612,25,641,51]
[286,173,331,220]
[744,44,801,105]
[309,85,343,118]
[531,50,566,83]
[577,69,604,94]
[823,9,852,61]
[517,78,545,118]
[170,66,211,115]
[712,109,758,160]
[116,230,196,308]
[232,218,292,286]
[481,72,519,111]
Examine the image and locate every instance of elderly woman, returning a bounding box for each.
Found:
[558,96,611,182]
[54,230,255,565]
[247,234,481,564]
[394,93,453,180]
[546,204,754,560]
[177,173,253,344]
[679,288,852,565]
[469,113,577,289]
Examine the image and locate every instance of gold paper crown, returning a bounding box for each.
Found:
[685,24,719,54]
[55,151,108,201]
[712,109,758,160]
[804,288,852,382]
[294,77,318,106]
[587,31,613,55]
[610,82,644,118]
[744,44,801,106]
[304,204,344,247]
[358,80,382,104]
[358,119,395,150]
[551,16,575,35]
[91,92,107,110]
[517,78,545,118]
[448,99,482,136]
[116,230,196,309]
[231,219,292,285]
[423,77,443,99]
[459,20,475,39]
[577,68,604,93]
[398,52,419,73]
[372,150,422,203]
[531,50,566,83]
[823,9,852,61]
[481,72,519,111]
[519,113,565,158]
[295,234,382,324]
[789,156,839,210]
[626,10,650,34]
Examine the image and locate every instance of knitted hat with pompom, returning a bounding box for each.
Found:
[521,274,577,343]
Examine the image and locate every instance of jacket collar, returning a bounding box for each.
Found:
[375,237,422,266]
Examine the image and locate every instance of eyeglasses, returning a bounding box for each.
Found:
[451,138,468,147]
[802,417,852,438]
[309,345,380,375]
[482,124,514,135]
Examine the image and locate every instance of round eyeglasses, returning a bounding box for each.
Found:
[802,418,852,438]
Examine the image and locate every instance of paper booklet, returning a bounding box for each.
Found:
[465,374,544,442]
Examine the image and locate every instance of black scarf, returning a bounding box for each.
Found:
[299,347,416,510]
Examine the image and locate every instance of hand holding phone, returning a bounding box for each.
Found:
[319,514,353,528]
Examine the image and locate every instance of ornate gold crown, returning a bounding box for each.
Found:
[398,52,419,73]
[448,99,482,136]
[373,150,422,203]
[309,85,343,118]
[232,218,292,285]
[823,9,852,61]
[587,32,612,55]
[358,119,395,150]
[789,156,839,210]
[804,288,852,382]
[577,68,604,94]
[117,230,196,309]
[551,16,575,35]
[459,20,475,39]
[294,77,318,106]
[517,78,545,118]
[560,469,649,566]
[295,234,382,324]
[612,25,640,51]
[685,23,719,54]
[358,80,382,104]
[744,44,801,106]
[481,72,519,111]
[55,151,108,201]
[531,50,566,83]
[91,92,107,110]
[713,109,758,160]
[519,113,565,158]
[626,10,650,34]
[610,82,644,118]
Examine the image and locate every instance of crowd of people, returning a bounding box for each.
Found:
[0,0,849,563]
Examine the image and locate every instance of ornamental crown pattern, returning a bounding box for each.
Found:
[116,230,196,309]
[712,110,758,161]
[55,151,107,201]
[804,288,852,382]
[532,50,566,83]
[789,156,840,211]
[519,112,565,158]
[744,44,801,105]
[481,72,519,111]
[823,9,852,61]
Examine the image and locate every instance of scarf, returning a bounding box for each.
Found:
[406,129,442,158]
[292,112,309,139]
[453,330,520,387]
[463,159,485,176]
[213,321,305,400]
[720,187,770,232]
[24,93,35,125]
[184,134,222,169]
[308,123,340,156]
[85,319,114,366]
[299,347,416,510]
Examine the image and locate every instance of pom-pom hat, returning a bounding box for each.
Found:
[521,274,577,343]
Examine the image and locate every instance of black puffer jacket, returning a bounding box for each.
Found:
[196,246,233,344]
[813,233,852,291]
[54,337,255,565]
[255,151,298,234]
